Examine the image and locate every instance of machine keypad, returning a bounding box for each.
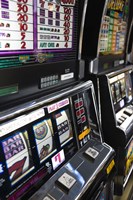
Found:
[40,75,59,89]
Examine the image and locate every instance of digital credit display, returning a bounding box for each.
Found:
[0,0,77,68]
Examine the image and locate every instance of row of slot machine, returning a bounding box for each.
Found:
[0,0,132,199]
[82,0,133,196]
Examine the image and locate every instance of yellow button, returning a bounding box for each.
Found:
[78,128,91,140]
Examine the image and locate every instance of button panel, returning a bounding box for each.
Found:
[117,106,133,126]
[40,75,59,89]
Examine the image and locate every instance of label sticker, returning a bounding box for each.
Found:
[61,73,74,81]
[47,98,69,113]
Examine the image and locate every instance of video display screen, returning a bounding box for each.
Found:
[2,130,35,185]
[110,71,133,112]
[99,0,129,55]
[0,0,77,69]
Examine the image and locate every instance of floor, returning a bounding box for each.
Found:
[114,172,133,200]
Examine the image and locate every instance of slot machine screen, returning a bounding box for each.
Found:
[99,0,129,55]
[0,0,78,68]
[110,71,133,112]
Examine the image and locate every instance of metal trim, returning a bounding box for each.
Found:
[124,163,133,188]
[107,65,133,78]
[78,0,88,60]
[91,82,103,142]
[0,81,93,122]
[106,75,117,124]
[126,18,133,55]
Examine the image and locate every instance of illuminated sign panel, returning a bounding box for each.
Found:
[0,0,76,68]
[99,0,129,55]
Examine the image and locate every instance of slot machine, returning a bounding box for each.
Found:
[0,0,85,111]
[126,0,133,65]
[0,81,115,200]
[0,0,116,199]
[82,0,133,196]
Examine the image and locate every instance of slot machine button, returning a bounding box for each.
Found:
[53,75,56,80]
[81,115,86,123]
[84,147,99,159]
[41,78,44,83]
[123,109,132,116]
[117,119,123,126]
[40,83,44,89]
[55,75,59,80]
[49,77,52,81]
[122,113,128,119]
[120,116,126,120]
[49,82,53,86]
[119,117,125,122]
[56,172,76,192]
